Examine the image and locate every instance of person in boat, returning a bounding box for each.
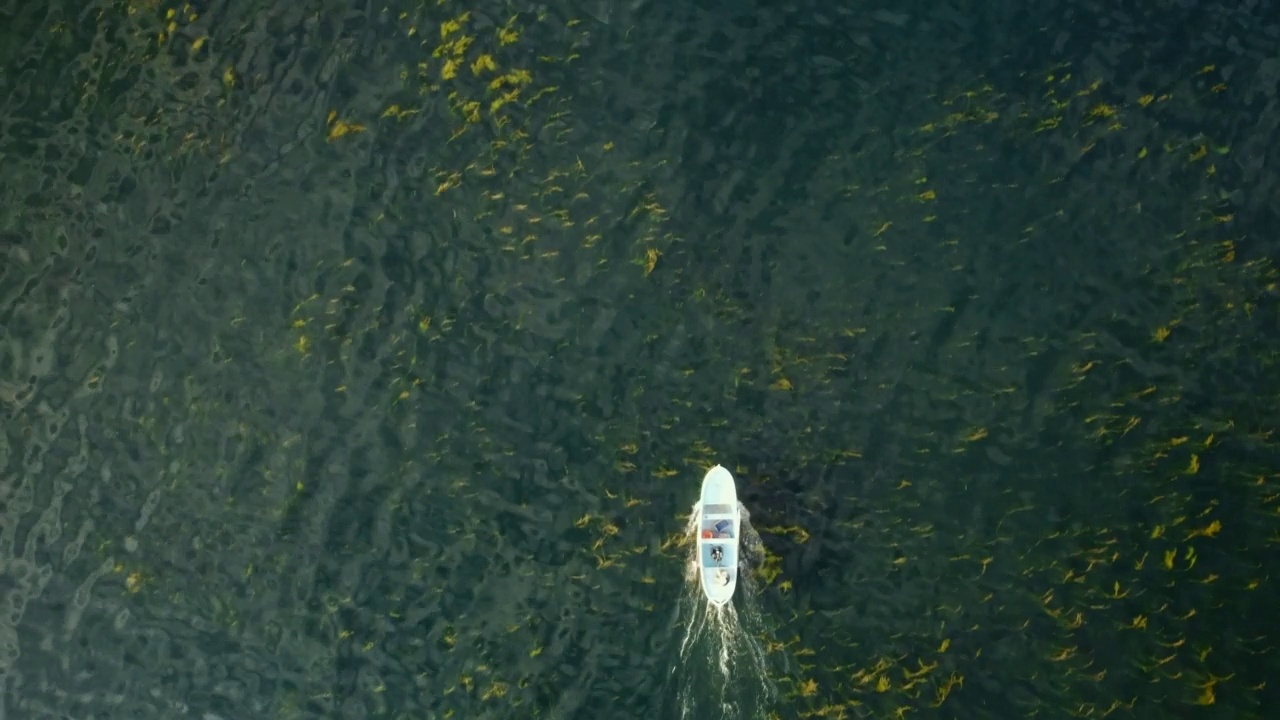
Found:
[715,568,731,586]
[710,546,723,563]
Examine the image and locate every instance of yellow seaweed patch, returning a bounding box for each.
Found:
[1186,519,1221,539]
[1220,240,1236,262]
[441,57,459,80]
[758,548,783,585]
[471,53,496,75]
[643,247,660,275]
[1088,103,1117,119]
[381,104,417,120]
[326,110,366,141]
[439,11,470,40]
[498,16,520,46]
[763,525,811,544]
[435,172,461,194]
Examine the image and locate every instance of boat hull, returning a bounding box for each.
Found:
[697,465,740,605]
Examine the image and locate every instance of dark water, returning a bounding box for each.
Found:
[3,0,1279,718]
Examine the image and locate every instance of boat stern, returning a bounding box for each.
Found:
[701,568,736,606]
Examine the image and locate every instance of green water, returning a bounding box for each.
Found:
[2,0,1278,718]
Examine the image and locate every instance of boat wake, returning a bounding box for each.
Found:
[671,501,776,720]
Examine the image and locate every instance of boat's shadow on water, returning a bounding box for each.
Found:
[667,503,779,720]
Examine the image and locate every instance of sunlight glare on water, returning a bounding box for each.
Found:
[672,501,776,720]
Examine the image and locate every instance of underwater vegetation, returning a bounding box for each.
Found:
[1,0,1276,718]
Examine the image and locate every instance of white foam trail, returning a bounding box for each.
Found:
[673,501,776,720]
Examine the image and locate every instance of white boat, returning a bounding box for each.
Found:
[697,465,740,605]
